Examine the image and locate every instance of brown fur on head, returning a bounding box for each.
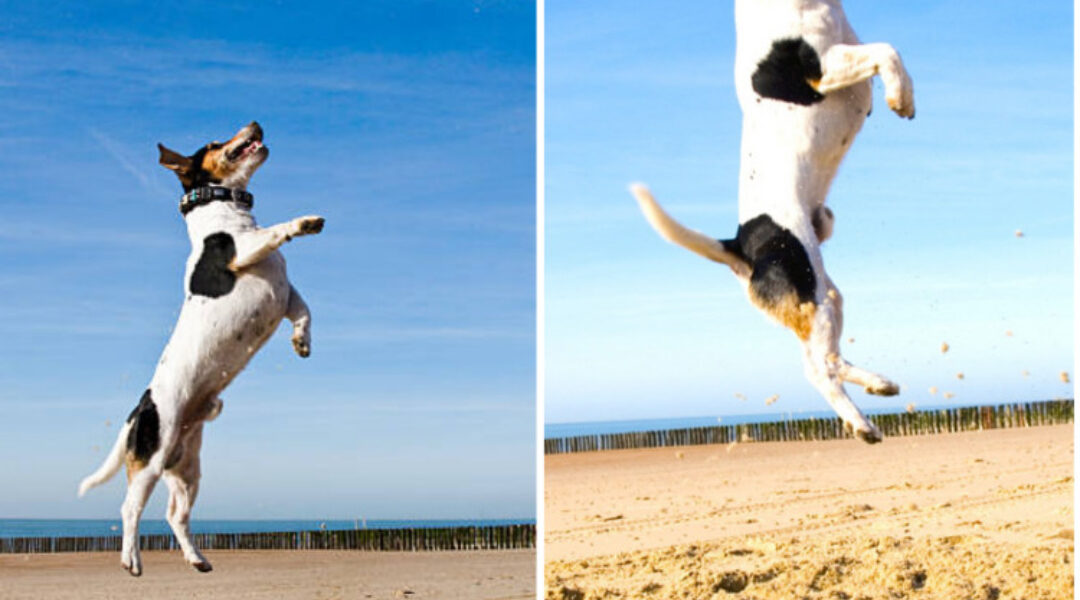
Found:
[158,121,269,192]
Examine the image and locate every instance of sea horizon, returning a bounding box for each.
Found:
[0,518,535,539]
[544,400,1065,438]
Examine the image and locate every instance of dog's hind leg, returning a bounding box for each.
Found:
[811,43,914,118]
[801,296,883,444]
[285,285,312,358]
[120,464,162,576]
[119,390,172,576]
[839,360,900,396]
[823,277,900,396]
[229,216,325,270]
[164,425,211,572]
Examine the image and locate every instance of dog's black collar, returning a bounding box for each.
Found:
[180,186,254,216]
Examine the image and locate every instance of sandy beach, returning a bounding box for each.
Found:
[0,549,535,600]
[545,424,1073,598]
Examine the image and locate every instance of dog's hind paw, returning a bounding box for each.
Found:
[855,427,883,444]
[865,381,900,396]
[122,560,142,577]
[191,560,213,573]
[844,420,883,444]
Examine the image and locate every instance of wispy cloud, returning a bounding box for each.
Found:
[0,220,173,247]
[86,127,168,197]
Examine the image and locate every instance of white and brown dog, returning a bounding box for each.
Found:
[632,0,914,443]
[78,122,324,575]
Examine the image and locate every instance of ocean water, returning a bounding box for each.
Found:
[0,518,533,539]
[544,404,954,438]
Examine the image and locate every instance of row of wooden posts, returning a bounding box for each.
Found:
[544,399,1074,454]
[0,524,535,554]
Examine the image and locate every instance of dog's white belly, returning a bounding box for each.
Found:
[736,84,869,234]
[149,251,290,418]
[733,0,870,236]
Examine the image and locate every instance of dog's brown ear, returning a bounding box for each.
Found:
[158,143,193,173]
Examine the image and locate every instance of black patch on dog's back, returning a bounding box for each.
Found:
[190,232,237,298]
[126,390,160,463]
[751,38,825,106]
[725,214,816,304]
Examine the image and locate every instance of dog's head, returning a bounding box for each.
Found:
[158,121,268,192]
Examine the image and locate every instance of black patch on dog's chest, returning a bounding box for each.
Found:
[751,38,825,106]
[126,390,160,462]
[190,232,237,298]
[730,215,816,304]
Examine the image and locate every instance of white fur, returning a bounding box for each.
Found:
[634,0,913,442]
[78,123,323,575]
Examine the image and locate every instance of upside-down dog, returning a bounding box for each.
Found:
[632,0,914,443]
[78,122,325,575]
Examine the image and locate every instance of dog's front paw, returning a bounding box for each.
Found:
[292,333,311,358]
[295,215,325,236]
[191,560,213,573]
[885,68,915,119]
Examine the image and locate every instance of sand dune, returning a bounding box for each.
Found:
[545,425,1073,598]
[0,549,535,600]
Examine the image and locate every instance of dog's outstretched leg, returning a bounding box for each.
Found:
[164,426,211,572]
[230,216,325,270]
[812,43,915,118]
[286,285,312,358]
[839,360,900,396]
[802,297,883,443]
[821,278,899,396]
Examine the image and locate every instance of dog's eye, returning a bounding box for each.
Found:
[207,142,223,150]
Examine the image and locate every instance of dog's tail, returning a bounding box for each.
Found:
[629,183,748,274]
[77,421,132,497]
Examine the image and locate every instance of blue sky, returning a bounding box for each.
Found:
[545,2,1073,424]
[0,1,535,520]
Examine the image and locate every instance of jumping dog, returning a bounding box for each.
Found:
[78,122,325,574]
[632,0,914,442]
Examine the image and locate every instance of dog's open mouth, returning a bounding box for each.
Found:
[227,133,264,161]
